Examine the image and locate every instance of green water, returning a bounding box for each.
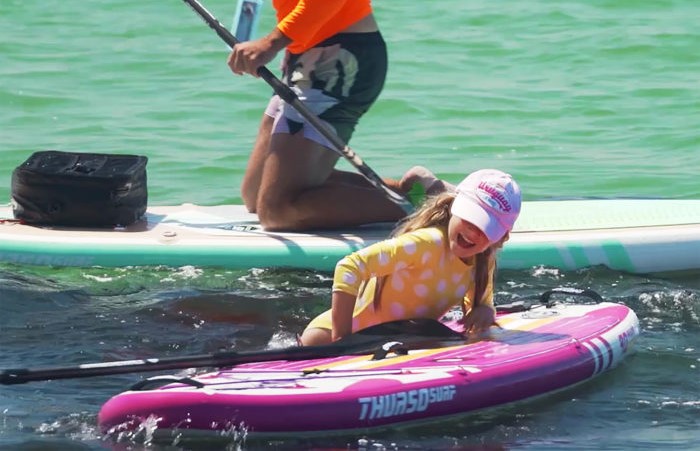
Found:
[1,1,699,449]
[2,0,699,205]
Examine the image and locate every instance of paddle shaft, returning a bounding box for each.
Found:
[0,319,464,385]
[1,290,603,385]
[182,0,413,214]
[0,346,335,385]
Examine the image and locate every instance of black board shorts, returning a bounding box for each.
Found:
[264,31,388,148]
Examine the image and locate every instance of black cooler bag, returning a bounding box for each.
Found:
[11,150,148,227]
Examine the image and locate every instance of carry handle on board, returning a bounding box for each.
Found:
[495,287,605,313]
[540,287,603,306]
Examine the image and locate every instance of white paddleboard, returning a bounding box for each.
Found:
[1,199,699,274]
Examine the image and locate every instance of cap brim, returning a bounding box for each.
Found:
[451,194,506,242]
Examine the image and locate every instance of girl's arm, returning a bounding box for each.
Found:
[331,228,439,339]
[331,290,357,341]
[462,252,497,333]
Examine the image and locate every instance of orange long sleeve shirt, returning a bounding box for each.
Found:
[274,0,373,54]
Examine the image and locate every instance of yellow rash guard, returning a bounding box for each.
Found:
[306,227,496,332]
[274,0,373,53]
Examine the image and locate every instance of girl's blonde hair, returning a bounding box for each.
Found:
[374,192,506,313]
[392,191,455,236]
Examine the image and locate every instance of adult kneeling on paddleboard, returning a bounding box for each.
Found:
[300,168,522,345]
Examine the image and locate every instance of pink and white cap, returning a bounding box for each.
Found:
[450,169,521,242]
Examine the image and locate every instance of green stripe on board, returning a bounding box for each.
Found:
[567,245,591,269]
[497,242,639,273]
[601,241,635,272]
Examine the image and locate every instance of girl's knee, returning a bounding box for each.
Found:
[299,328,332,346]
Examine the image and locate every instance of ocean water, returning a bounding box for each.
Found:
[1,0,699,449]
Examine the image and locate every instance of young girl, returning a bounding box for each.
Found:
[299,168,522,346]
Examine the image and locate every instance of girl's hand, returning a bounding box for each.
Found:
[462,304,496,335]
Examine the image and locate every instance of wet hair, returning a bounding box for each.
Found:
[370,192,505,313]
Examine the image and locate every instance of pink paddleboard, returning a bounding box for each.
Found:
[99,302,639,437]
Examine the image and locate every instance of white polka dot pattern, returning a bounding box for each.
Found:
[419,269,433,280]
[428,229,442,242]
[342,272,356,285]
[403,239,417,255]
[414,284,429,297]
[415,305,429,316]
[437,279,447,293]
[391,272,405,291]
[390,302,405,317]
[378,251,390,266]
[319,227,495,334]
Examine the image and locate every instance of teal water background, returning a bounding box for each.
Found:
[1,0,698,449]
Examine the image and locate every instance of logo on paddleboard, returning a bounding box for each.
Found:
[358,384,456,420]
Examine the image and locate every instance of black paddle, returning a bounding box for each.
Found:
[182,0,413,214]
[0,319,463,385]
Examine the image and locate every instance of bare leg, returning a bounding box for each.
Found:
[255,132,406,231]
[240,113,274,213]
[240,116,405,227]
[328,169,405,193]
[240,112,406,228]
[298,327,332,346]
[399,166,455,195]
[329,166,452,196]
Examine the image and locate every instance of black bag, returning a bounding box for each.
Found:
[11,150,148,227]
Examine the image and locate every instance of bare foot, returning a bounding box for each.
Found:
[399,166,454,195]
[382,177,405,194]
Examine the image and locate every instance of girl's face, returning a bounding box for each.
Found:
[447,215,492,259]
